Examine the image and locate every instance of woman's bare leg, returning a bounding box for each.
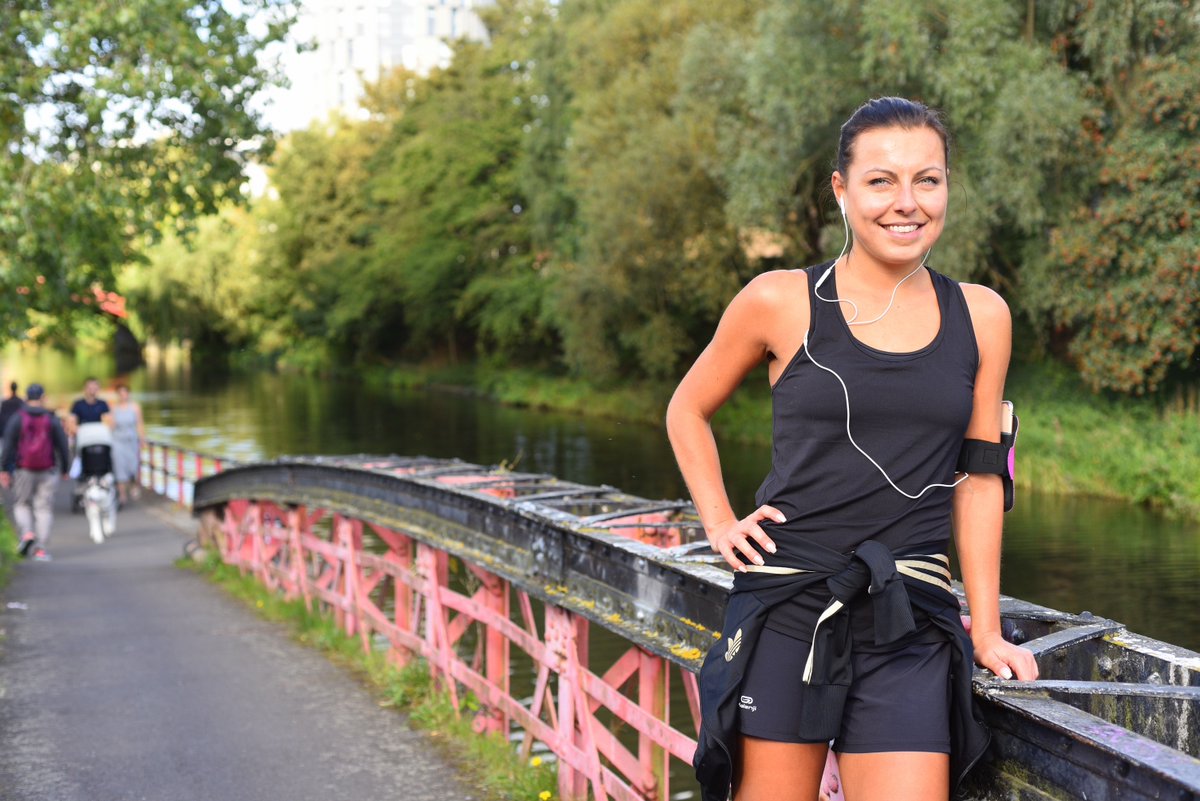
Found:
[837,751,949,801]
[734,736,828,801]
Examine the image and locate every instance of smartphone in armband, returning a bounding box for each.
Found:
[1000,400,1018,511]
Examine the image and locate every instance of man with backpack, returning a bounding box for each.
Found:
[1,384,70,561]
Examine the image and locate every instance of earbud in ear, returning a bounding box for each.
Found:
[838,196,846,215]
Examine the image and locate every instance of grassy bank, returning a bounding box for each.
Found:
[363,359,1200,520]
[1006,363,1200,519]
[362,362,674,427]
[182,554,558,801]
[0,518,18,590]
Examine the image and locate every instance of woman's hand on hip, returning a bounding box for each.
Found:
[708,505,783,572]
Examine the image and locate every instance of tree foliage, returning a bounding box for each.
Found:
[366,16,544,364]
[253,109,388,363]
[116,0,1200,396]
[1028,4,1200,394]
[119,205,264,358]
[0,0,294,339]
[548,0,760,380]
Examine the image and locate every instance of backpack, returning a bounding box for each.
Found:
[18,411,55,471]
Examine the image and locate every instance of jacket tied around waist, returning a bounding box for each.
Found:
[693,539,991,801]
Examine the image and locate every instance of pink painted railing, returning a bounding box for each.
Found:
[141,446,706,798]
[139,439,229,507]
[201,496,705,801]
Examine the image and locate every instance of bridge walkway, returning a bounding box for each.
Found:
[0,488,476,801]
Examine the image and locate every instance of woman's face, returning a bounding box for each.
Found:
[117,386,129,402]
[832,125,948,270]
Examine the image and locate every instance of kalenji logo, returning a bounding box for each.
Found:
[738,695,756,712]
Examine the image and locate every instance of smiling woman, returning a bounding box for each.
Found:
[667,96,1037,801]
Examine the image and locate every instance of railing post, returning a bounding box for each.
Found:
[546,605,576,800]
[638,651,668,801]
[385,531,414,668]
[287,506,309,607]
[547,606,594,801]
[219,501,238,563]
[149,443,158,495]
[417,544,459,710]
[334,515,354,635]
[245,501,262,577]
[681,670,702,736]
[473,572,510,736]
[347,518,371,652]
[176,448,185,507]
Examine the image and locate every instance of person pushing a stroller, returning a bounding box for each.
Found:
[66,378,118,542]
[75,420,118,543]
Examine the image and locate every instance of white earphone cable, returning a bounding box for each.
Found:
[815,201,930,326]
[806,196,966,499]
[802,331,969,499]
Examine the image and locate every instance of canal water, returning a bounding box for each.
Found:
[4,346,1198,652]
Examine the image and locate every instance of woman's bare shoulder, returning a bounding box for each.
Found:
[958,281,1010,326]
[958,282,1012,360]
[736,268,809,311]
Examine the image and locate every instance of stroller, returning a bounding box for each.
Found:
[75,422,118,543]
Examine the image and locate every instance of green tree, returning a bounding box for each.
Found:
[710,0,1200,395]
[551,0,761,381]
[1025,4,1200,394]
[118,205,265,359]
[363,0,552,364]
[0,0,294,340]
[98,0,1200,400]
[254,108,391,365]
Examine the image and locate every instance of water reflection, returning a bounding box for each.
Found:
[1002,492,1200,650]
[3,345,1197,651]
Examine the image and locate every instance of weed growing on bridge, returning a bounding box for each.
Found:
[183,553,559,801]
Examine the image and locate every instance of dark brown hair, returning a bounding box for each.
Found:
[837,97,950,176]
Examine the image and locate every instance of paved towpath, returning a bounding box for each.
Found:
[0,488,476,801]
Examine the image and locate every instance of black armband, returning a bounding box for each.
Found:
[956,405,1019,512]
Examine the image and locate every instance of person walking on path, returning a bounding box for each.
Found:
[1,383,70,560]
[110,383,145,505]
[667,97,1037,801]
[0,381,23,435]
[69,376,112,436]
[0,381,23,503]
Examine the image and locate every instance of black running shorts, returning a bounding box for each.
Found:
[736,626,952,753]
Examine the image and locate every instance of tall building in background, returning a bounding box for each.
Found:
[262,0,491,132]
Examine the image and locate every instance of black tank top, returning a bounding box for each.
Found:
[754,261,979,639]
